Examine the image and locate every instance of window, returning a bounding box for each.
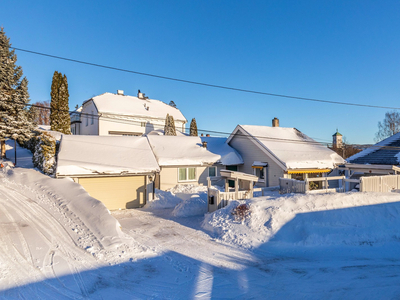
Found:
[178,167,196,181]
[91,111,94,125]
[141,122,146,127]
[208,166,216,177]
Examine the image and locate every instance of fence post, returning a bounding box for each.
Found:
[305,178,309,192]
[325,177,328,192]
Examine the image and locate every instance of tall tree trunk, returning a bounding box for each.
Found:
[1,140,6,159]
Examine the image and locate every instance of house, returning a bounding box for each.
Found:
[226,119,345,187]
[146,135,243,190]
[72,90,187,136]
[344,132,400,177]
[56,135,160,210]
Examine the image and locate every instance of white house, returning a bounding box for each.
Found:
[147,135,243,190]
[72,90,187,136]
[227,121,345,187]
[56,135,160,210]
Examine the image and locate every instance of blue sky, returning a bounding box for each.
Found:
[1,1,400,144]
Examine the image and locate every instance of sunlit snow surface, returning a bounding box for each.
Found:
[2,141,400,299]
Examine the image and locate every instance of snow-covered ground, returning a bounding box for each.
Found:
[2,141,400,299]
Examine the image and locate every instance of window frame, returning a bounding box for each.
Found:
[208,166,217,177]
[178,167,197,182]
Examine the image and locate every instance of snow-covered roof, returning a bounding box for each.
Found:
[37,125,63,141]
[147,135,243,166]
[56,135,160,177]
[228,125,344,170]
[347,132,400,165]
[86,92,187,122]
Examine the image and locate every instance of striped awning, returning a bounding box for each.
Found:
[287,169,331,174]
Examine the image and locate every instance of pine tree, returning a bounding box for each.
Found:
[190,118,198,136]
[164,113,170,135]
[50,71,71,134]
[0,27,35,158]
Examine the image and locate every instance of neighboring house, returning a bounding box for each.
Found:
[56,135,160,210]
[70,106,82,135]
[72,90,187,136]
[226,121,345,187]
[147,135,243,190]
[344,132,400,176]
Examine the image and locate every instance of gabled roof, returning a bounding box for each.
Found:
[227,125,344,170]
[347,132,400,165]
[84,92,186,122]
[56,135,160,177]
[147,135,243,167]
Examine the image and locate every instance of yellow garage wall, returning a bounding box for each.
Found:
[78,176,145,210]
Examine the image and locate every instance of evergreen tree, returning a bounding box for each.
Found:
[0,28,35,158]
[50,71,71,134]
[168,115,177,136]
[164,113,170,135]
[190,118,198,136]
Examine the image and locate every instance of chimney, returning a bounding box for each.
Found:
[201,134,204,137]
[138,89,144,99]
[206,134,210,137]
[272,117,279,127]
[202,141,207,148]
[117,90,124,95]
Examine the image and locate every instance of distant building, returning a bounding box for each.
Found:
[332,130,343,149]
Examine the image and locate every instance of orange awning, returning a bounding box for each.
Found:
[287,169,331,174]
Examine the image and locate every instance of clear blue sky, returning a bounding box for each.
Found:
[1,1,400,144]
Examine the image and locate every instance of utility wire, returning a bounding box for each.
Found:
[1,98,389,151]
[6,45,400,110]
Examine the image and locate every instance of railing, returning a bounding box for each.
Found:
[280,176,360,194]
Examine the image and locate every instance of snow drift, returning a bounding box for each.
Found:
[203,192,400,249]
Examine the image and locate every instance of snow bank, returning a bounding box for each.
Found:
[172,196,208,217]
[203,192,400,249]
[145,189,183,209]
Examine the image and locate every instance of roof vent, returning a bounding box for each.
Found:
[202,141,208,148]
[138,89,149,99]
[272,117,279,127]
[117,90,124,95]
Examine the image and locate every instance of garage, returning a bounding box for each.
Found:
[78,176,146,210]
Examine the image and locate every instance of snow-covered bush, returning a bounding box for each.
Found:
[32,132,57,175]
[231,203,251,221]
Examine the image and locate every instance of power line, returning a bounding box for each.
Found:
[6,44,400,110]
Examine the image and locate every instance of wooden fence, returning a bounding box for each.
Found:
[279,176,360,194]
[360,175,400,192]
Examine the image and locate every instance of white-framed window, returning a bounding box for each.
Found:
[178,167,196,182]
[208,166,217,177]
[91,111,94,125]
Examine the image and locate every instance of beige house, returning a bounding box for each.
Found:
[147,135,243,190]
[72,90,187,136]
[227,121,345,187]
[56,135,160,210]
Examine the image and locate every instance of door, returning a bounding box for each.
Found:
[78,176,146,210]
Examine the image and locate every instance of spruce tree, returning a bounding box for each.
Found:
[164,113,170,135]
[0,27,35,158]
[50,71,71,134]
[190,118,198,136]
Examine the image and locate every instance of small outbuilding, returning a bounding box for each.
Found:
[56,135,160,210]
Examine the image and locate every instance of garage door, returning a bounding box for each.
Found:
[78,176,146,210]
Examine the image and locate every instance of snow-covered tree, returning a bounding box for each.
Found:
[50,71,71,134]
[190,118,198,136]
[0,27,35,158]
[164,114,176,136]
[32,132,56,175]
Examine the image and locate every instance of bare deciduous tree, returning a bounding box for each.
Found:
[32,101,50,125]
[375,111,400,142]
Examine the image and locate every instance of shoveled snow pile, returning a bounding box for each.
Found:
[202,192,400,249]
[172,194,208,217]
[145,188,183,209]
[146,184,209,211]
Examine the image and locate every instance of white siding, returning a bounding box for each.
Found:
[80,101,99,135]
[228,130,284,187]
